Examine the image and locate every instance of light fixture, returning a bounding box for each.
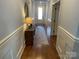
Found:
[24,17,32,29]
[25,17,32,24]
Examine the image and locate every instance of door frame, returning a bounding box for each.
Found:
[51,1,60,36]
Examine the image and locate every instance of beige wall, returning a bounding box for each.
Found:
[59,0,79,37]
[56,0,79,59]
[0,0,25,59]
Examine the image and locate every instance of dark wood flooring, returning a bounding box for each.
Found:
[21,26,60,59]
[21,36,60,59]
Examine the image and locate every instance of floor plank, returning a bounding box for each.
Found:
[21,26,60,59]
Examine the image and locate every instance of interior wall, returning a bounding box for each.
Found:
[59,0,79,37]
[25,0,33,17]
[48,0,53,20]
[34,2,47,20]
[56,0,79,59]
[0,0,25,59]
[32,1,50,25]
[0,0,24,40]
[28,0,33,17]
[77,24,79,37]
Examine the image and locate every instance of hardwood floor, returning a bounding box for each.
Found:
[21,26,60,59]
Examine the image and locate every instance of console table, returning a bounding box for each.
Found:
[24,28,35,46]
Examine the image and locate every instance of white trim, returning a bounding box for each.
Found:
[52,0,60,5]
[0,26,23,46]
[56,46,62,59]
[58,26,79,40]
[17,43,25,59]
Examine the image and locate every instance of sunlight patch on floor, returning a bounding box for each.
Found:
[34,26,49,48]
[36,56,43,59]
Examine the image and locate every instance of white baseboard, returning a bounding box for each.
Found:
[17,42,25,59]
[56,45,62,59]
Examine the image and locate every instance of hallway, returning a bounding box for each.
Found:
[21,26,60,59]
[0,0,79,59]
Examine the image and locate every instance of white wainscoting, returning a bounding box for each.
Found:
[0,26,25,59]
[56,26,79,59]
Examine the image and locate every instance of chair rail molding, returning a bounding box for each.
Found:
[58,26,79,41]
[0,25,25,59]
[0,26,23,47]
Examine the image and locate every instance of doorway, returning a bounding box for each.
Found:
[51,1,60,36]
[24,3,29,17]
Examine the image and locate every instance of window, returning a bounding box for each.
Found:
[38,7,43,20]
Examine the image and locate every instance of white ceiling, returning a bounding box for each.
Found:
[32,0,49,2]
[34,0,48,1]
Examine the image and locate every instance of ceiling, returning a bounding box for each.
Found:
[32,0,49,3]
[34,0,48,1]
